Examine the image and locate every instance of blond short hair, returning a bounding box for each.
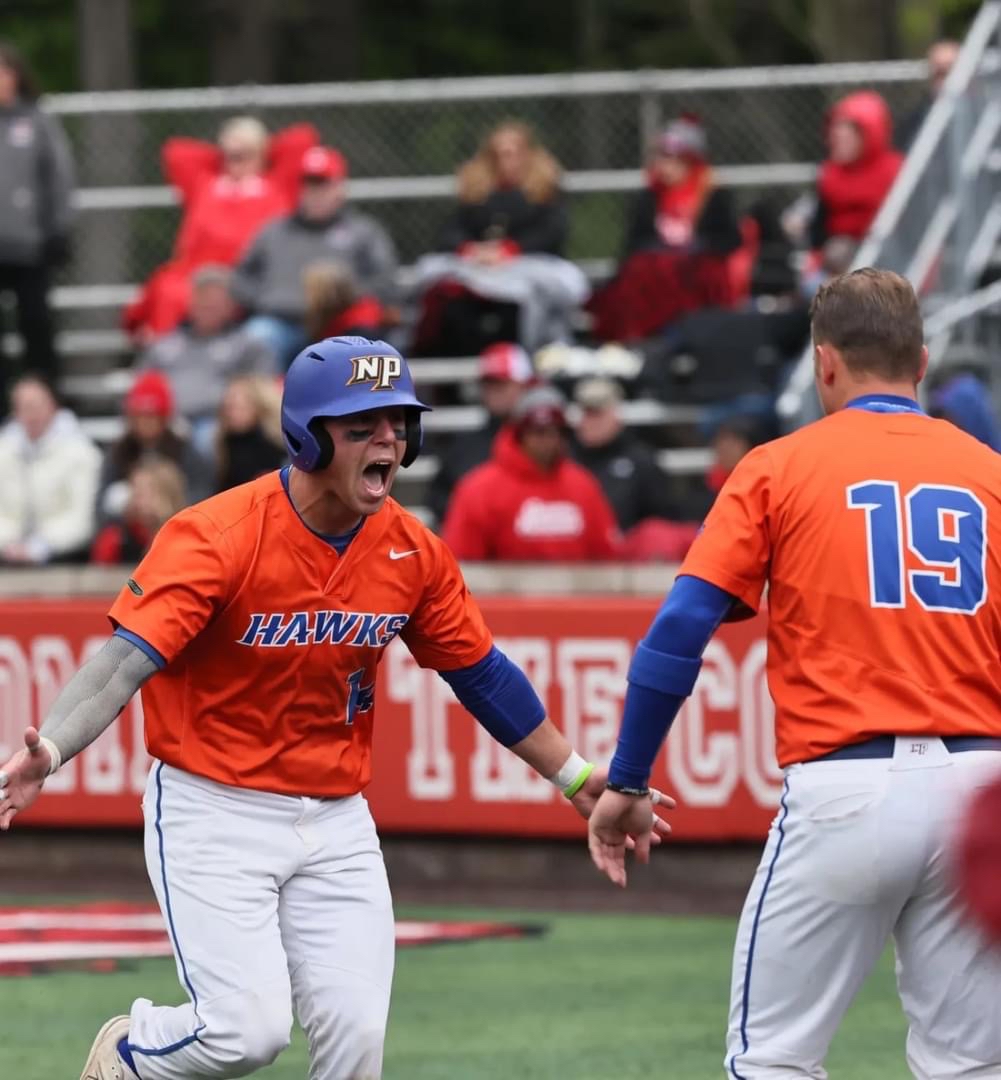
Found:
[218,115,268,155]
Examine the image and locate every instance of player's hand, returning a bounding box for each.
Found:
[0,727,52,831]
[569,765,674,855]
[588,787,665,888]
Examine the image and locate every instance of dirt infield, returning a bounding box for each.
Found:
[3,829,760,914]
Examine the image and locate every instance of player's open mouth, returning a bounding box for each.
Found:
[362,461,392,498]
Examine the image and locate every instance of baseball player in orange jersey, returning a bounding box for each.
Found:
[588,270,1001,1078]
[0,335,671,1080]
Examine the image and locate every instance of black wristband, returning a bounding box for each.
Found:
[605,781,650,797]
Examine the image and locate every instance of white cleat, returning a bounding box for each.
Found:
[79,1015,133,1080]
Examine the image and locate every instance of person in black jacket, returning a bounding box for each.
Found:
[427,342,536,528]
[437,120,567,259]
[571,377,678,530]
[214,374,287,492]
[587,116,744,344]
[621,116,741,260]
[0,41,76,389]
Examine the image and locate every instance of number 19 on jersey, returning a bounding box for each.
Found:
[847,481,987,614]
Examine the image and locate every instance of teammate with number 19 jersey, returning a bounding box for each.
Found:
[588,271,1001,1080]
[681,397,1001,766]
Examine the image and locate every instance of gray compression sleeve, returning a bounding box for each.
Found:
[39,636,157,766]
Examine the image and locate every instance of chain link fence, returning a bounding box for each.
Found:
[46,61,928,303]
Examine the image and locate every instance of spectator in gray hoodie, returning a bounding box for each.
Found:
[231,146,399,367]
[137,265,276,453]
[0,42,76,389]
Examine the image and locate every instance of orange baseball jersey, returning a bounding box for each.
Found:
[680,398,1001,766]
[108,471,492,796]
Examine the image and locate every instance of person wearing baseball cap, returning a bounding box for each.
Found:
[442,383,621,561]
[96,370,209,526]
[231,145,399,368]
[426,342,537,526]
[586,114,743,342]
[571,376,678,533]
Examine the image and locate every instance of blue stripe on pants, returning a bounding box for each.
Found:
[728,776,791,1080]
[129,763,205,1058]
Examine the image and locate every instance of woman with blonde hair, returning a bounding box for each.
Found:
[90,458,188,565]
[413,120,586,356]
[438,120,567,260]
[214,374,287,492]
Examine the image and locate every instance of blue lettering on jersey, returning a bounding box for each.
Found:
[345,668,376,725]
[236,610,409,649]
[275,611,312,647]
[314,610,361,645]
[237,612,287,647]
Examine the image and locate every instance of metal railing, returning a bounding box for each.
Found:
[47,60,928,289]
[777,0,1001,426]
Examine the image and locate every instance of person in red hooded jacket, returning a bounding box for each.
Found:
[442,384,621,561]
[123,116,319,343]
[810,91,902,249]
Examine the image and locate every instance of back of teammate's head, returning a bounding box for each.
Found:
[280,336,430,473]
[810,268,924,382]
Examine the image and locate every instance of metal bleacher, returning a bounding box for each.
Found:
[38,59,935,517]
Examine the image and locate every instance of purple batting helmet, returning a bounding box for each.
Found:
[280,336,431,472]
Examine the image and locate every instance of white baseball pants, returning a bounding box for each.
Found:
[725,736,1001,1079]
[125,762,395,1080]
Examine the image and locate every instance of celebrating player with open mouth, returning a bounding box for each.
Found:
[0,335,671,1080]
[588,269,1001,1079]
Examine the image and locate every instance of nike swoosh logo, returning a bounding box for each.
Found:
[389,548,420,560]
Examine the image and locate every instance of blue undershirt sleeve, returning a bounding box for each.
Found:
[439,645,546,747]
[608,575,736,788]
[113,627,166,670]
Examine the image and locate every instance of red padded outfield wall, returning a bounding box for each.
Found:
[0,597,779,839]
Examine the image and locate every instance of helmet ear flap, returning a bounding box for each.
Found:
[401,410,423,468]
[309,418,335,471]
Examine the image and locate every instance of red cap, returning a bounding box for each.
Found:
[478,342,535,384]
[126,371,174,418]
[301,145,348,181]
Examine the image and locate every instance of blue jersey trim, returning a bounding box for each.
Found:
[129,762,205,1057]
[114,627,166,671]
[280,464,363,553]
[728,777,791,1080]
[845,393,925,415]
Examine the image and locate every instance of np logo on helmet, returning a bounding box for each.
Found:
[347,354,402,391]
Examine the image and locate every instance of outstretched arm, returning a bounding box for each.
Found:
[0,635,157,830]
[440,646,673,833]
[588,576,736,885]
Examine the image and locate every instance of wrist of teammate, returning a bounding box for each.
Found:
[548,749,595,799]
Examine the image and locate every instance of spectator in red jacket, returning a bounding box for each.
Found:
[123,116,319,343]
[810,91,902,249]
[442,385,621,561]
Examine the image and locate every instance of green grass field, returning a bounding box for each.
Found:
[3,907,910,1079]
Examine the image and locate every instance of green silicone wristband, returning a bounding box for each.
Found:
[561,761,595,799]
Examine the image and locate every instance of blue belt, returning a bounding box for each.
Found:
[811,735,1001,762]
